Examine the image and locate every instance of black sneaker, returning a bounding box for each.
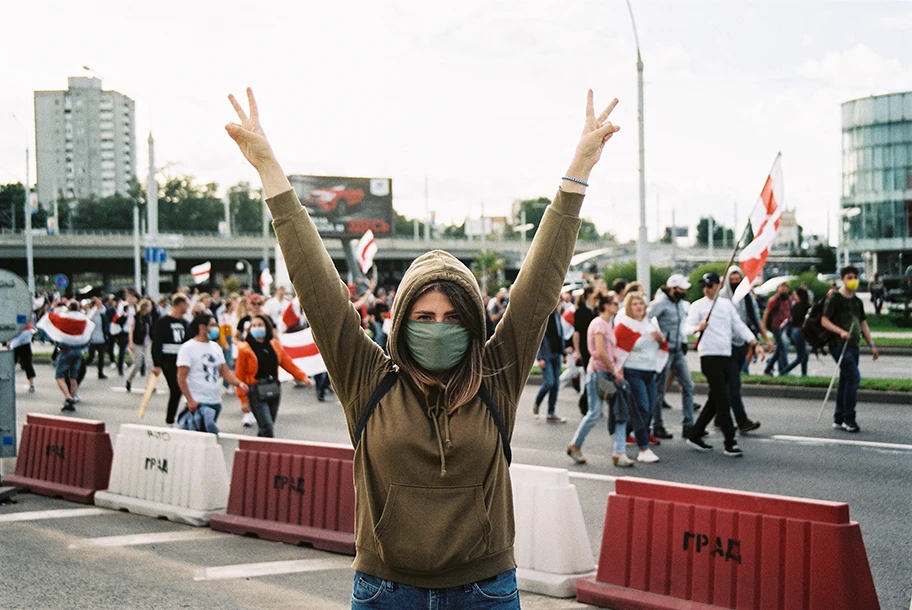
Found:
[662,401,673,410]
[61,399,76,412]
[738,419,761,433]
[841,422,860,433]
[98,373,108,380]
[686,436,713,452]
[125,380,132,392]
[723,444,744,458]
[653,426,674,439]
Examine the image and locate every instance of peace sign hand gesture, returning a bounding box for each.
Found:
[563,91,620,191]
[225,88,278,172]
[576,91,620,169]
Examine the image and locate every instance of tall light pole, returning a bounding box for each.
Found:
[625,0,649,296]
[12,114,35,296]
[147,132,160,299]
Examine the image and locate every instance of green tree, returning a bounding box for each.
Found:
[158,175,224,233]
[0,183,25,230]
[471,250,505,295]
[442,222,466,239]
[228,182,265,235]
[814,243,837,274]
[578,219,602,241]
[600,261,672,296]
[696,217,735,248]
[70,193,135,231]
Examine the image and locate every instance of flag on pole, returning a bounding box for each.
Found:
[733,153,784,304]
[37,310,95,346]
[191,261,211,284]
[613,316,669,373]
[278,328,327,379]
[281,299,306,332]
[260,267,273,293]
[355,230,377,274]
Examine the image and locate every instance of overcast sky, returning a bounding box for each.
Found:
[2,0,911,244]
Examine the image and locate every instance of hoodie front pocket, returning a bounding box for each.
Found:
[373,483,492,574]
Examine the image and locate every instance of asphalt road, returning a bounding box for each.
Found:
[2,363,910,609]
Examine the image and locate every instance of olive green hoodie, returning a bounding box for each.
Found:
[267,187,584,588]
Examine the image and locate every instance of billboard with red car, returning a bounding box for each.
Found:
[288,174,393,238]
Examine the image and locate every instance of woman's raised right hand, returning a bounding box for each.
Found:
[225,88,278,171]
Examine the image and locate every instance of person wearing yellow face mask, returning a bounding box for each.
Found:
[820,266,879,433]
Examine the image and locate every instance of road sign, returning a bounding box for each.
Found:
[54,273,69,290]
[144,247,167,264]
[142,233,184,249]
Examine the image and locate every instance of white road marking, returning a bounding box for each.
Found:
[566,471,619,483]
[771,435,912,451]
[0,508,108,523]
[194,557,351,581]
[69,530,225,549]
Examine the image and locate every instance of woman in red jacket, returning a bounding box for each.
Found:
[234,314,312,437]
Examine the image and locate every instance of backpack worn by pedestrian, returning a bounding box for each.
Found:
[802,299,832,356]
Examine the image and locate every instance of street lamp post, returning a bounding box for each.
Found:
[625,0,649,296]
[838,207,861,269]
[11,114,35,296]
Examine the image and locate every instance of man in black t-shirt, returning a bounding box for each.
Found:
[821,266,879,433]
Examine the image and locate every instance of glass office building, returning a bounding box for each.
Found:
[841,92,912,275]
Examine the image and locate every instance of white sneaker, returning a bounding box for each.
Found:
[242,412,256,427]
[637,448,660,463]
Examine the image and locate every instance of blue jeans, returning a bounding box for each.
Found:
[652,348,695,428]
[55,347,84,379]
[625,368,655,450]
[351,569,520,609]
[764,327,788,374]
[781,324,808,376]
[831,344,860,424]
[534,354,562,415]
[571,371,608,448]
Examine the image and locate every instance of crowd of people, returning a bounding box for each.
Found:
[482,263,879,467]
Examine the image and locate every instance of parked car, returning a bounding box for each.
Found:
[304,186,365,214]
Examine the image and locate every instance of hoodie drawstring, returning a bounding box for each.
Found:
[427,403,452,478]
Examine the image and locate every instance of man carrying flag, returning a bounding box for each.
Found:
[684,273,760,457]
[38,301,95,412]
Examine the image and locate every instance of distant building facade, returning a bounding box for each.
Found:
[773,208,799,251]
[34,77,136,205]
[841,91,912,275]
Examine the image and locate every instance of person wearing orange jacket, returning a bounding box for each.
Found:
[234,313,312,437]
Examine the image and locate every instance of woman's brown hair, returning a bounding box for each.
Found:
[396,281,483,413]
[623,292,646,320]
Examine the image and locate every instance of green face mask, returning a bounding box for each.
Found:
[405,321,470,372]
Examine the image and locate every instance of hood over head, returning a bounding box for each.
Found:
[719,265,745,300]
[387,250,486,370]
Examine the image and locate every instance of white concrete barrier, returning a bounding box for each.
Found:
[510,463,596,597]
[95,425,229,526]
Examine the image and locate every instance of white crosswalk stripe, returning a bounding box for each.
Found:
[194,557,352,581]
[69,530,225,549]
[770,435,912,451]
[0,508,108,523]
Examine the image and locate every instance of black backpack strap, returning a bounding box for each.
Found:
[354,370,399,448]
[479,382,512,465]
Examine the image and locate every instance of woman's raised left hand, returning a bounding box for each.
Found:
[564,91,620,186]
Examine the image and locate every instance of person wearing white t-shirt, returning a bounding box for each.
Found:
[177,313,248,434]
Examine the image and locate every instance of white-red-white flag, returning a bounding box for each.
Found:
[733,154,784,304]
[278,328,327,379]
[613,316,669,373]
[37,310,95,346]
[281,300,306,332]
[191,261,211,284]
[355,230,377,274]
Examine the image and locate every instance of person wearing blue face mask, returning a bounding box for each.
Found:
[234,313,312,437]
[226,87,620,609]
[176,313,248,435]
